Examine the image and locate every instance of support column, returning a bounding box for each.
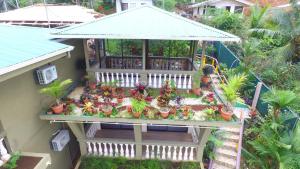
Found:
[95,39,100,67]
[201,41,206,68]
[83,39,90,70]
[133,125,142,159]
[196,128,211,169]
[192,41,198,70]
[252,82,263,109]
[141,40,148,83]
[67,123,87,155]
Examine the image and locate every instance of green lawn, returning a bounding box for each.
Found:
[80,156,200,169]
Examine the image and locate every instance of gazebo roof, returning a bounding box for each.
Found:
[52,5,240,41]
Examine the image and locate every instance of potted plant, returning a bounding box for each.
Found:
[83,102,97,115]
[181,105,191,116]
[220,74,247,121]
[192,69,203,96]
[169,106,177,115]
[102,104,113,116]
[160,107,170,119]
[201,66,214,89]
[131,99,147,118]
[40,79,72,114]
[84,74,97,90]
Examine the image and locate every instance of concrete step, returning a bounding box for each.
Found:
[214,154,236,168]
[211,163,235,169]
[222,140,238,151]
[216,147,237,158]
[220,127,241,134]
[220,133,240,142]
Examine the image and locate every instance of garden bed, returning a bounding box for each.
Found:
[0,155,42,169]
[79,156,200,169]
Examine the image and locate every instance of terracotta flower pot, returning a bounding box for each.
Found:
[169,106,177,115]
[220,109,233,121]
[89,83,97,90]
[192,88,202,96]
[127,105,132,114]
[201,76,210,84]
[52,104,64,114]
[102,106,113,116]
[160,107,170,119]
[117,98,123,104]
[133,111,141,118]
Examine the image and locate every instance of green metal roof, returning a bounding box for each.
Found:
[0,24,73,72]
[52,5,240,41]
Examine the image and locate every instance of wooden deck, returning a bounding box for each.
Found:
[94,129,193,142]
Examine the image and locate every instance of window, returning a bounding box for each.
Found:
[121,3,128,11]
[234,6,243,13]
[226,6,231,11]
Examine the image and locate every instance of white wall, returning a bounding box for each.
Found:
[116,0,153,12]
[192,0,246,17]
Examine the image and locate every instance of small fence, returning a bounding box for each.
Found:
[214,42,299,131]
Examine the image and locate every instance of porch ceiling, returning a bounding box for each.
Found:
[52,5,240,42]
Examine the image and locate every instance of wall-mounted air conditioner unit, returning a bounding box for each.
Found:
[51,130,70,151]
[36,65,58,85]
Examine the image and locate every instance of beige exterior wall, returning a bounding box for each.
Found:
[0,39,84,169]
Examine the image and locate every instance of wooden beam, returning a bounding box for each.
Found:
[133,125,142,159]
[196,128,211,169]
[95,39,100,66]
[252,82,263,109]
[83,39,90,70]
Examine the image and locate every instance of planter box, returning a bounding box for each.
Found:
[0,152,51,169]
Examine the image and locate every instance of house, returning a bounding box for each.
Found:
[36,5,247,169]
[189,0,254,17]
[115,0,153,12]
[0,4,103,28]
[0,24,85,169]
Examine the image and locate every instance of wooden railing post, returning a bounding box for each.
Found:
[196,128,211,169]
[67,123,87,155]
[133,125,142,159]
[252,82,263,109]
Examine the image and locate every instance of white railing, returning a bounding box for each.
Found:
[86,142,135,158]
[148,73,192,89]
[95,72,140,87]
[144,144,196,161]
[86,123,101,138]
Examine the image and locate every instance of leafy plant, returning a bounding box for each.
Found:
[131,99,147,113]
[262,88,300,118]
[40,79,72,105]
[220,73,247,103]
[3,151,21,169]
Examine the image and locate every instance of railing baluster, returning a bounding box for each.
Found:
[109,143,113,157]
[168,74,172,82]
[95,72,100,85]
[106,72,110,83]
[130,144,135,158]
[178,146,183,160]
[148,74,152,87]
[153,74,157,88]
[101,72,105,83]
[151,145,155,159]
[135,73,139,84]
[111,73,114,83]
[189,147,195,161]
[156,145,161,158]
[120,144,124,157]
[188,75,192,89]
[172,146,177,160]
[126,73,129,87]
[163,74,167,83]
[116,73,120,86]
[93,142,97,155]
[162,146,166,160]
[121,73,125,87]
[114,143,119,157]
[130,73,134,87]
[178,74,182,89]
[183,147,188,160]
[87,142,92,154]
[125,144,130,158]
[158,74,162,88]
[146,145,150,159]
[98,143,102,156]
[103,143,108,156]
[173,74,177,87]
[167,146,171,159]
[183,74,187,89]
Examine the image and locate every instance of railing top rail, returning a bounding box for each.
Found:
[87,68,196,75]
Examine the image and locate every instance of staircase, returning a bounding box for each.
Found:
[209,74,245,169]
[211,127,240,169]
